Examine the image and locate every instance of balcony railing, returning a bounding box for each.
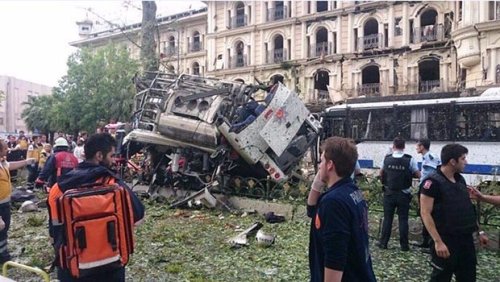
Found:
[188,41,202,53]
[413,24,445,44]
[230,55,247,68]
[267,48,288,64]
[357,33,383,51]
[419,80,441,93]
[163,46,178,56]
[309,42,334,58]
[358,83,381,97]
[267,7,288,21]
[230,14,248,29]
[307,89,332,104]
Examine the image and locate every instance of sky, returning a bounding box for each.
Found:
[0,1,205,87]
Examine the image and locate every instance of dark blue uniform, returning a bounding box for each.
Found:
[420,169,478,282]
[309,177,376,282]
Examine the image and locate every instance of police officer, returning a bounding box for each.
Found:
[378,137,420,251]
[416,139,441,249]
[420,144,488,282]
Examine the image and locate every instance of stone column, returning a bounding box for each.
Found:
[402,2,409,46]
[388,5,394,48]
[490,48,498,81]
[291,24,295,60]
[301,22,307,58]
[251,1,256,24]
[260,29,265,65]
[348,14,353,52]
[337,18,342,54]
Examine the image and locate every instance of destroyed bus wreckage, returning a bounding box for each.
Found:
[122,72,321,200]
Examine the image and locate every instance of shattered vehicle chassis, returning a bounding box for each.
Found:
[123,72,321,200]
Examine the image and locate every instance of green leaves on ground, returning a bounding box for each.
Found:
[7,199,500,281]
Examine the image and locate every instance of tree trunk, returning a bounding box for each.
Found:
[141,1,158,74]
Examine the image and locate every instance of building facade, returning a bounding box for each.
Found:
[452,1,500,90]
[71,1,500,104]
[0,76,52,133]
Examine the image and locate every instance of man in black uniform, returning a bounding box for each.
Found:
[420,144,488,282]
[378,137,420,251]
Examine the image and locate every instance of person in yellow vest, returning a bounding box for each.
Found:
[38,144,52,170]
[0,140,35,263]
[26,135,43,186]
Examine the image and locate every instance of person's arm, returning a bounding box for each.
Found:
[420,194,449,258]
[8,158,35,170]
[410,157,422,179]
[480,195,500,206]
[307,171,325,206]
[320,199,351,281]
[469,186,500,206]
[324,268,343,282]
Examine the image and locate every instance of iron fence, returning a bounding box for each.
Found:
[413,24,445,44]
[308,42,334,58]
[230,14,248,28]
[267,7,288,21]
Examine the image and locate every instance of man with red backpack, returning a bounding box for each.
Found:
[48,133,145,281]
[35,137,78,190]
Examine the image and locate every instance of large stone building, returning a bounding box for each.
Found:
[452,1,500,89]
[0,76,52,134]
[71,1,500,104]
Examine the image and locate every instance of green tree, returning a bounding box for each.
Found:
[22,44,139,134]
[21,94,56,134]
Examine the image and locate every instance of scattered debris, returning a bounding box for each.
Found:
[256,230,276,247]
[170,182,218,209]
[227,222,263,248]
[18,201,38,213]
[11,188,36,203]
[264,212,286,224]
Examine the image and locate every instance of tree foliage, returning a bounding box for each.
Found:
[22,44,139,134]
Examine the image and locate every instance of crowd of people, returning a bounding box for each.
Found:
[0,129,144,282]
[307,136,498,282]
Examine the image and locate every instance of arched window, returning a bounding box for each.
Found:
[419,9,438,42]
[192,62,200,75]
[418,58,440,93]
[314,70,330,101]
[362,18,379,50]
[315,27,329,57]
[271,74,284,85]
[234,2,246,27]
[361,65,380,96]
[234,41,245,67]
[166,36,176,55]
[191,31,201,52]
[273,35,284,63]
